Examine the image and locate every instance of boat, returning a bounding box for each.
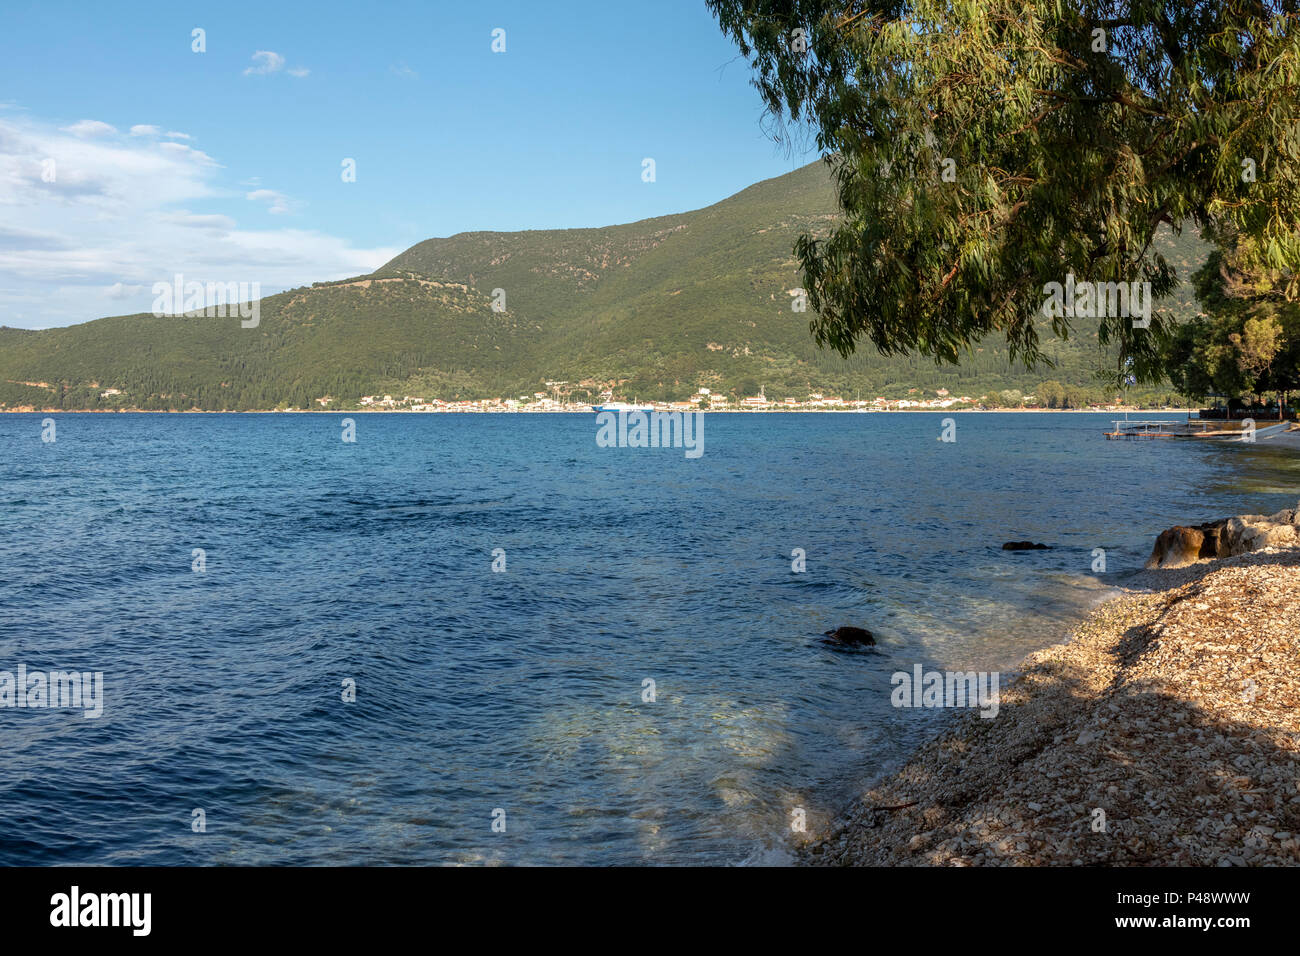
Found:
[595,403,655,413]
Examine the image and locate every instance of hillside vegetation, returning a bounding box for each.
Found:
[0,161,1210,410]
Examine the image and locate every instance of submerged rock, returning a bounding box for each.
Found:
[824,626,875,646]
[1002,541,1050,551]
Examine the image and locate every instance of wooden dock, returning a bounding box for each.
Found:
[1104,420,1186,439]
[1105,427,1173,439]
[1104,419,1273,440]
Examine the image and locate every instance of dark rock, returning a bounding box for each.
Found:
[824,626,875,646]
[1002,541,1050,551]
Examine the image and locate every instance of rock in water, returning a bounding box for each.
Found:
[1002,541,1050,551]
[825,626,875,646]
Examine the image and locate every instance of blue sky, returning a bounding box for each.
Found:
[0,0,819,328]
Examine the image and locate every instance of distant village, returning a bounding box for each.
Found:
[336,384,1155,413]
[0,381,1175,413]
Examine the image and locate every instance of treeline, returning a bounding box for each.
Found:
[981,381,1192,409]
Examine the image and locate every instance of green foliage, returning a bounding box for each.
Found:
[1165,226,1300,399]
[1037,380,1066,408]
[708,0,1300,386]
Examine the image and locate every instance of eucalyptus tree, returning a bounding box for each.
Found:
[1166,222,1300,403]
[708,0,1300,384]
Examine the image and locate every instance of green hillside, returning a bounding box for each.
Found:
[0,161,1211,410]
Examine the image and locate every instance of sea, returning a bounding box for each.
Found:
[0,411,1295,864]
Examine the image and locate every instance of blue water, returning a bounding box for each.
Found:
[0,412,1295,865]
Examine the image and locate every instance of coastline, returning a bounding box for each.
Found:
[804,547,1300,866]
[0,407,1191,415]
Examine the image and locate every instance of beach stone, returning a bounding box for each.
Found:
[1147,500,1300,568]
[1221,515,1299,555]
[1146,526,1209,568]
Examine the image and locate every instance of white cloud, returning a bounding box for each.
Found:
[164,131,192,140]
[61,119,116,138]
[159,141,219,166]
[246,188,292,215]
[244,50,285,75]
[0,115,399,329]
[390,63,418,79]
[129,124,161,137]
[105,281,146,299]
[243,50,309,78]
[159,211,237,231]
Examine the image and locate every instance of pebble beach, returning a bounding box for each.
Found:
[806,548,1300,866]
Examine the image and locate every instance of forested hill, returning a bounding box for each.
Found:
[0,160,1210,410]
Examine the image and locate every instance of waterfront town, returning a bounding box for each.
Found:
[340,385,1158,413]
[0,381,1176,414]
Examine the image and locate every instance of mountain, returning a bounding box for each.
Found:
[0,161,1211,410]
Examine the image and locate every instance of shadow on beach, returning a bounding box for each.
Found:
[804,548,1300,866]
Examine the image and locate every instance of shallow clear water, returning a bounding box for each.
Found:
[0,411,1295,864]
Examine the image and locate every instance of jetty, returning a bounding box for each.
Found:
[1104,419,1185,439]
[1104,419,1223,439]
[1103,418,1290,441]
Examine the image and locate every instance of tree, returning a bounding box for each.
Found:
[1061,385,1090,409]
[708,0,1300,384]
[1165,226,1300,404]
[1232,316,1285,384]
[1037,380,1066,409]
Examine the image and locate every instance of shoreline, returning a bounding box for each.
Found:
[0,407,1194,415]
[803,547,1300,866]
